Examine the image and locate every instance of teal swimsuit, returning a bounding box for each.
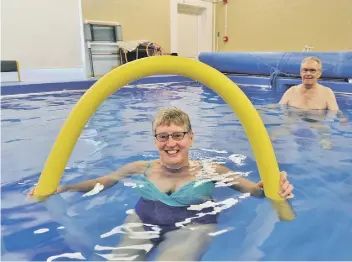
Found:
[134,161,218,242]
[137,161,215,206]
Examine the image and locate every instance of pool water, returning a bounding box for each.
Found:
[2,82,352,261]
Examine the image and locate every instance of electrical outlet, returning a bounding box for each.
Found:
[302,45,314,52]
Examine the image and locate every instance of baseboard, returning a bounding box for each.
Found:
[1,68,86,83]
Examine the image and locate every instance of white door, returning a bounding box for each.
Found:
[177,4,200,59]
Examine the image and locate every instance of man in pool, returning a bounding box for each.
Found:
[264,57,347,148]
[278,56,348,122]
[279,56,338,111]
[29,108,294,261]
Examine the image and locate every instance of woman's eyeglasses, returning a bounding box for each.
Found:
[154,131,189,142]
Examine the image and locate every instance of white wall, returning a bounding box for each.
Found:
[1,0,85,82]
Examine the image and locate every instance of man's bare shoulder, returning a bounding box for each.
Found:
[291,84,301,91]
[285,84,301,94]
[318,84,334,93]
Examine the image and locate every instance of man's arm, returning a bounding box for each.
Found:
[257,87,293,113]
[326,88,339,111]
[326,88,348,123]
[279,87,293,105]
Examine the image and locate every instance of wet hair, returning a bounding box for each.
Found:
[152,107,192,133]
[301,56,322,69]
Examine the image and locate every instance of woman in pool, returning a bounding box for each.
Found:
[29,107,294,261]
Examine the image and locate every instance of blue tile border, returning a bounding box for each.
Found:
[1,74,351,96]
[1,75,193,96]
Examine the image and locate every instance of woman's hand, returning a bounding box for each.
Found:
[26,185,70,199]
[257,171,294,199]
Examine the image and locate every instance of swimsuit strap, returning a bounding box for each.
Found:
[200,160,206,171]
[143,161,152,176]
[200,160,211,180]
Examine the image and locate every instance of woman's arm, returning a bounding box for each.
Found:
[213,163,264,197]
[29,161,148,196]
[213,163,294,198]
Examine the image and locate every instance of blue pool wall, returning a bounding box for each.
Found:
[1,52,351,96]
[199,51,352,93]
[199,52,352,79]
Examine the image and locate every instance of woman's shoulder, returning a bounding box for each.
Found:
[137,159,162,171]
[121,160,149,173]
[194,160,228,174]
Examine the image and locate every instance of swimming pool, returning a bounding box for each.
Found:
[2,81,352,261]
